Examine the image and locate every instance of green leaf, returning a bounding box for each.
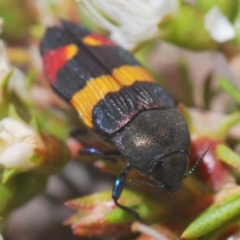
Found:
[178,61,195,106]
[216,112,240,139]
[218,77,240,104]
[182,191,240,238]
[203,73,220,110]
[25,69,37,88]
[0,180,14,216]
[66,189,167,225]
[216,144,240,170]
[29,115,41,134]
[2,168,18,184]
[105,193,166,224]
[8,104,23,121]
[1,68,14,98]
[35,110,70,140]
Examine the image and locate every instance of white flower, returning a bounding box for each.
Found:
[204,6,236,43]
[0,42,31,103]
[0,117,44,171]
[0,20,31,103]
[0,233,3,240]
[79,0,178,49]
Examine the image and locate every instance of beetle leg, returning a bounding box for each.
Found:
[80,147,104,155]
[70,127,118,153]
[112,164,141,220]
[80,147,119,161]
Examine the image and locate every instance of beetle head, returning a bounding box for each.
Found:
[111,109,190,193]
[150,150,189,192]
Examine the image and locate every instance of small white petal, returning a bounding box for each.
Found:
[8,68,32,103]
[0,40,31,103]
[0,143,34,170]
[81,1,117,32]
[80,0,179,49]
[204,7,236,43]
[0,233,3,240]
[0,118,43,171]
[0,118,36,139]
[150,0,178,16]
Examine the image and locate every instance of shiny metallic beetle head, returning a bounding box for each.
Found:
[111,109,190,193]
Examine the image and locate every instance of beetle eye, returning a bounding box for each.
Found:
[149,151,189,192]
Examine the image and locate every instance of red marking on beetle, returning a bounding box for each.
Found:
[43,44,78,84]
[83,33,116,46]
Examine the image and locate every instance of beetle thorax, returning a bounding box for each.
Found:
[111,109,190,192]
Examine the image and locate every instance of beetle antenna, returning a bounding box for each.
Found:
[129,179,165,189]
[183,147,209,179]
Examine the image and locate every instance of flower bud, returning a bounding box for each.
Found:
[196,0,238,19]
[0,117,44,173]
[0,114,69,217]
[159,4,217,50]
[64,189,167,237]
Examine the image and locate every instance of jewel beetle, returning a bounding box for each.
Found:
[40,20,201,220]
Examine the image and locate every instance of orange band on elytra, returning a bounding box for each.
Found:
[70,65,155,128]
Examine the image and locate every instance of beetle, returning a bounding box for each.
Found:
[40,20,204,220]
